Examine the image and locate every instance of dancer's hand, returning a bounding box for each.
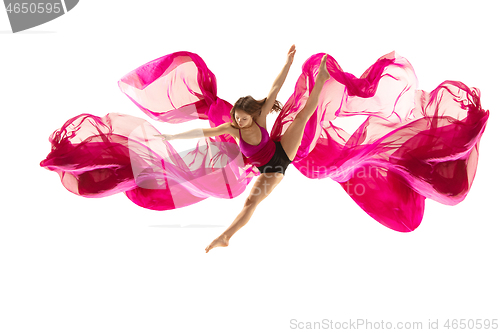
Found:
[287,44,296,65]
[154,134,174,141]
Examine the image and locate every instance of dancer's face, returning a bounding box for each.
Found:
[234,110,253,128]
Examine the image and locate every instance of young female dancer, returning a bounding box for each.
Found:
[155,45,331,253]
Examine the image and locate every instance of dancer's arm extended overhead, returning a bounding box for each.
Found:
[261,44,296,116]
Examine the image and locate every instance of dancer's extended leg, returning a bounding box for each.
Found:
[280,54,330,161]
[205,172,283,253]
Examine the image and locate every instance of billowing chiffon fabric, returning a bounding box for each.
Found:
[40,51,488,232]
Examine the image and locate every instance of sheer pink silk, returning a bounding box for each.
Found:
[40,51,489,232]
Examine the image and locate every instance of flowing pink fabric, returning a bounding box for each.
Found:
[40,112,251,210]
[40,51,489,232]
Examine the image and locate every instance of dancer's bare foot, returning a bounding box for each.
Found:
[205,234,229,253]
[317,54,330,82]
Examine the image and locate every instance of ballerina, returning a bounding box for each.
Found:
[154,45,331,252]
[41,47,487,240]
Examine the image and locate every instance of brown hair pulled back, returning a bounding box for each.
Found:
[230,96,282,129]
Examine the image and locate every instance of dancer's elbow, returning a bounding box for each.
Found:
[203,123,231,137]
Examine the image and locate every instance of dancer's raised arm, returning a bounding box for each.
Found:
[155,122,234,141]
[261,44,296,115]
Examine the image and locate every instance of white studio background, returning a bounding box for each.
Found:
[1,1,498,332]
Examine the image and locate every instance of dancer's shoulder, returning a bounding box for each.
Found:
[255,115,267,131]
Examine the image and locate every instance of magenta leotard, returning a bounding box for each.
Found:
[238,122,276,167]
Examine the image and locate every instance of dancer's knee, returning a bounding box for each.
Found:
[295,110,313,123]
[244,196,260,209]
[294,111,308,121]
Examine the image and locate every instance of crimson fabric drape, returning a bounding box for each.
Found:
[41,51,488,232]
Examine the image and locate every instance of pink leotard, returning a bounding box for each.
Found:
[238,122,276,167]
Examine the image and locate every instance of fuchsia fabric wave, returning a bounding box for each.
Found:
[40,51,489,232]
